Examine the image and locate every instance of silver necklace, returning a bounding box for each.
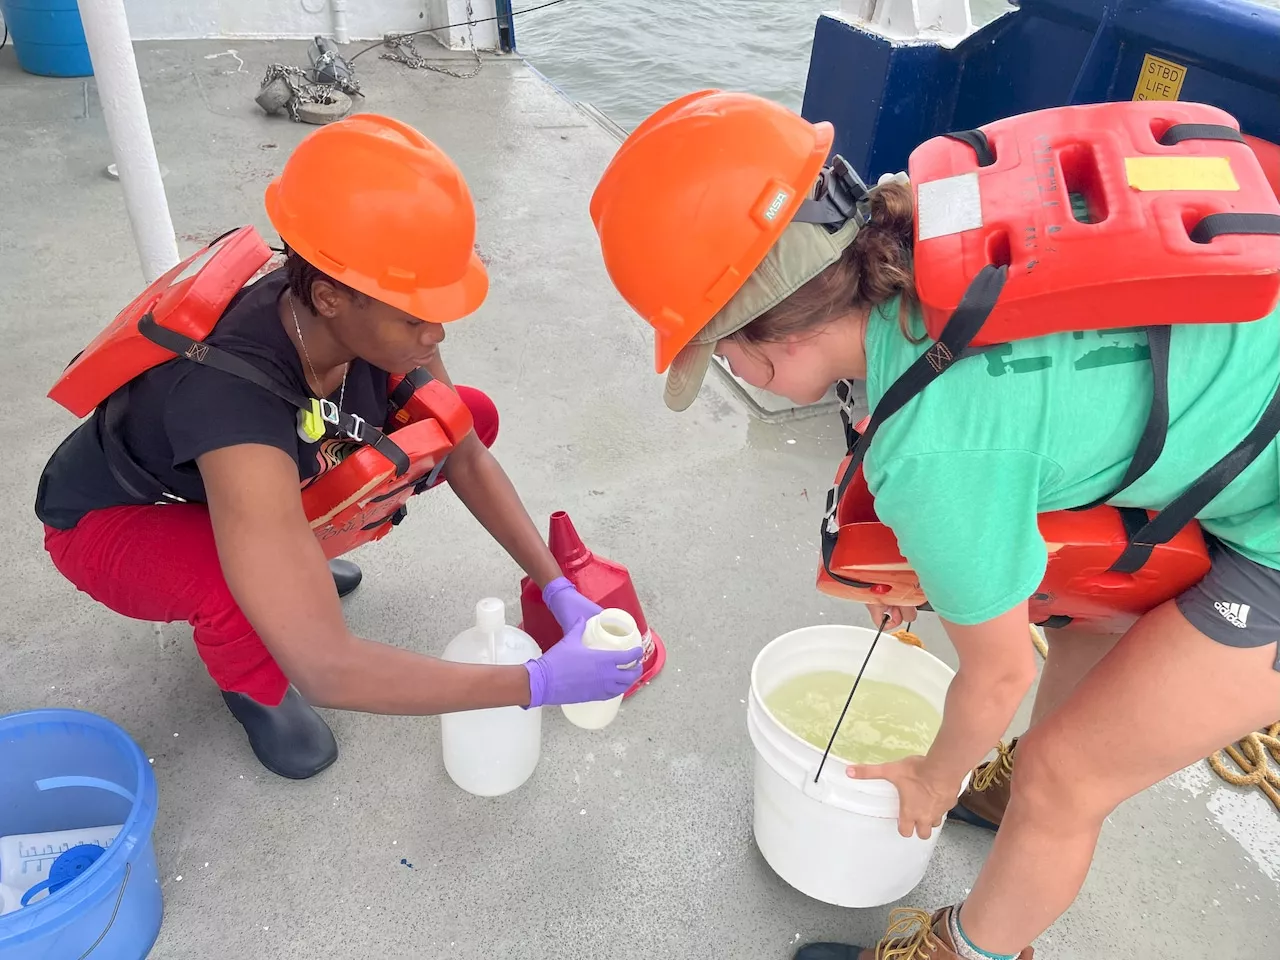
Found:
[288,293,348,410]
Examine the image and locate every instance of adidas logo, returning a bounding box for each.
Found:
[1214,601,1251,628]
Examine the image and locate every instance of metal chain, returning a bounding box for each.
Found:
[309,45,362,96]
[261,63,340,122]
[379,0,483,80]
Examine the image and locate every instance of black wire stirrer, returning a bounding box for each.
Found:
[814,613,892,783]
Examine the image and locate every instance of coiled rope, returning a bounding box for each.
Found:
[1208,724,1280,813]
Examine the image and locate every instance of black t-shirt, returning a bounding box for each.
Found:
[36,271,389,530]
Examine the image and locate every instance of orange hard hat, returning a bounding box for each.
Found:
[265,113,487,323]
[589,90,834,373]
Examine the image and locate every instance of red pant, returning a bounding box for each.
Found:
[44,385,499,707]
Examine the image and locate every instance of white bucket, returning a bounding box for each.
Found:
[747,623,963,908]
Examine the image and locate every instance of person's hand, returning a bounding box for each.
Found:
[846,755,961,840]
[524,618,643,708]
[866,603,917,631]
[543,577,604,632]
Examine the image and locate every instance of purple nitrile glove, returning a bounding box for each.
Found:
[524,617,644,708]
[543,576,603,632]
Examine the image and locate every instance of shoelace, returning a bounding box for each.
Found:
[971,739,1016,793]
[877,908,942,960]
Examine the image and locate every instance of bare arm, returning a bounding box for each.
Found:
[198,442,532,714]
[921,600,1039,784]
[425,350,564,587]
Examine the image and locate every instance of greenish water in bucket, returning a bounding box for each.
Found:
[765,672,941,766]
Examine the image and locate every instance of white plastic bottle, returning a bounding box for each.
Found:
[440,598,543,797]
[0,882,21,917]
[0,824,123,899]
[561,608,642,731]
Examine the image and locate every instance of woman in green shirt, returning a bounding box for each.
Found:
[591,90,1280,960]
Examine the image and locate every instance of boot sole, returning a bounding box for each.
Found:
[249,744,339,781]
[946,803,1000,832]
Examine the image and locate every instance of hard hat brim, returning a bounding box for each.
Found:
[402,251,489,324]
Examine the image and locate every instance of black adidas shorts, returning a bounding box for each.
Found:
[1176,538,1280,671]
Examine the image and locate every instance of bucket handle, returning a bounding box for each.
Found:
[76,862,131,959]
[36,776,137,804]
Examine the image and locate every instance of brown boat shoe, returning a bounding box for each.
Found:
[947,738,1017,832]
[793,906,1034,960]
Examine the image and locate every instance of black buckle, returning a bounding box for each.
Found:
[793,155,873,232]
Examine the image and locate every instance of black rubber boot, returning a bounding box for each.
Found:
[329,558,362,598]
[221,687,338,780]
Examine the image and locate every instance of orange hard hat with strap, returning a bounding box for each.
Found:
[589,90,835,373]
[265,113,488,324]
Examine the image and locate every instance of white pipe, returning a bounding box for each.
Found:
[77,0,179,282]
[332,0,350,44]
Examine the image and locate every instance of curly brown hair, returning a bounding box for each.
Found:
[726,181,920,356]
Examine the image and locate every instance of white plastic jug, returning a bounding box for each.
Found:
[0,823,122,900]
[440,598,543,797]
[561,608,642,731]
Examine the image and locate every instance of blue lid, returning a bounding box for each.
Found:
[19,845,106,908]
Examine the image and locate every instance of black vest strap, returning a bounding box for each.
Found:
[820,265,1008,589]
[137,313,410,477]
[1107,373,1280,574]
[944,129,996,167]
[1189,213,1280,244]
[389,365,432,412]
[1158,123,1246,146]
[1037,615,1074,629]
[99,391,180,504]
[1117,506,1151,543]
[1073,325,1172,511]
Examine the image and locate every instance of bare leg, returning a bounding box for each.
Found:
[957,601,1280,953]
[951,626,1122,830]
[1028,624,1122,726]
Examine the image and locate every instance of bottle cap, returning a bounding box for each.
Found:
[20,844,105,908]
[475,597,506,633]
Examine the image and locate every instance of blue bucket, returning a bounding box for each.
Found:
[0,0,94,77]
[0,710,162,959]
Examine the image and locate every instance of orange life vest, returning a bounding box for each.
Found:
[1243,134,1280,207]
[47,226,474,561]
[797,102,1280,630]
[816,422,1212,634]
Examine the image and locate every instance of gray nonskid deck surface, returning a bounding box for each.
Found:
[1,39,1276,960]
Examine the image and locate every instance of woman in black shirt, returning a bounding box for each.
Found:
[35,114,640,779]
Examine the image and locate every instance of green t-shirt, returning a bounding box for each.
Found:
[861,296,1280,625]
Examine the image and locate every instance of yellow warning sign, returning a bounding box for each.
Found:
[1133,54,1187,101]
[1125,156,1239,192]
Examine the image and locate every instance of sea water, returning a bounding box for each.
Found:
[764,671,942,766]
[517,1,1020,132]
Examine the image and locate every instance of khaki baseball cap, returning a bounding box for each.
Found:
[663,216,864,412]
